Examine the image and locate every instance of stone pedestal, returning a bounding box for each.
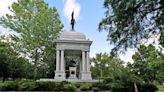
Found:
[80,72,92,80]
[68,67,78,80]
[54,71,66,80]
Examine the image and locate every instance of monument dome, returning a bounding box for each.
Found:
[59,31,86,40]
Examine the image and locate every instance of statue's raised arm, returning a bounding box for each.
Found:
[71,11,75,30]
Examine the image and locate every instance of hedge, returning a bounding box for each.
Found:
[0,80,158,91]
[0,81,17,91]
[80,83,92,91]
[64,83,77,91]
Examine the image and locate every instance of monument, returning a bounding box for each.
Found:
[54,11,92,81]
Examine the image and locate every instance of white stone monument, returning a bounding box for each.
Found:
[54,30,92,81]
[54,11,93,82]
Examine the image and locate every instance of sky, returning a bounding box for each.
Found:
[0,0,135,63]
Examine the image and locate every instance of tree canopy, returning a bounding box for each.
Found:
[0,0,63,51]
[0,0,63,79]
[91,53,125,79]
[127,44,164,83]
[99,0,164,55]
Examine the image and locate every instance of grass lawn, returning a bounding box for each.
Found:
[158,85,164,92]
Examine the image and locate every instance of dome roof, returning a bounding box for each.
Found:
[59,31,86,40]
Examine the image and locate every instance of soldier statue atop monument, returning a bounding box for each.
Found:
[71,11,75,30]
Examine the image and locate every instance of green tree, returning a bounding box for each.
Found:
[0,41,10,81]
[99,0,164,55]
[42,46,55,78]
[127,44,163,82]
[91,53,125,79]
[0,0,63,79]
[0,39,32,81]
[9,57,33,80]
[154,54,164,84]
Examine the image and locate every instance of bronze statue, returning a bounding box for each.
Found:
[71,11,75,30]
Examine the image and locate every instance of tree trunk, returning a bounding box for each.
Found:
[100,66,103,79]
[33,49,39,80]
[2,77,5,82]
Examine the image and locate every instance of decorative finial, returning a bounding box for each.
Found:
[71,11,75,31]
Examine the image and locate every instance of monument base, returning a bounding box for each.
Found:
[68,75,78,80]
[38,78,102,83]
[80,72,92,80]
[54,71,66,80]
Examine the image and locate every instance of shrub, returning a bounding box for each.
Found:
[0,81,17,91]
[109,82,124,92]
[80,83,92,91]
[74,83,81,88]
[93,83,110,90]
[37,81,56,91]
[37,81,66,91]
[61,81,70,84]
[37,81,64,91]
[55,82,65,91]
[92,87,99,92]
[92,82,99,87]
[36,81,49,91]
[103,77,113,83]
[139,83,158,92]
[105,83,111,90]
[18,80,38,91]
[64,83,77,91]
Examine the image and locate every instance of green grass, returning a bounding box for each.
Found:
[158,85,164,92]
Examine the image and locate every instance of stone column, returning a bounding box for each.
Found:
[61,50,64,72]
[82,51,85,72]
[80,50,92,80]
[56,50,60,71]
[55,50,66,80]
[86,51,90,72]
